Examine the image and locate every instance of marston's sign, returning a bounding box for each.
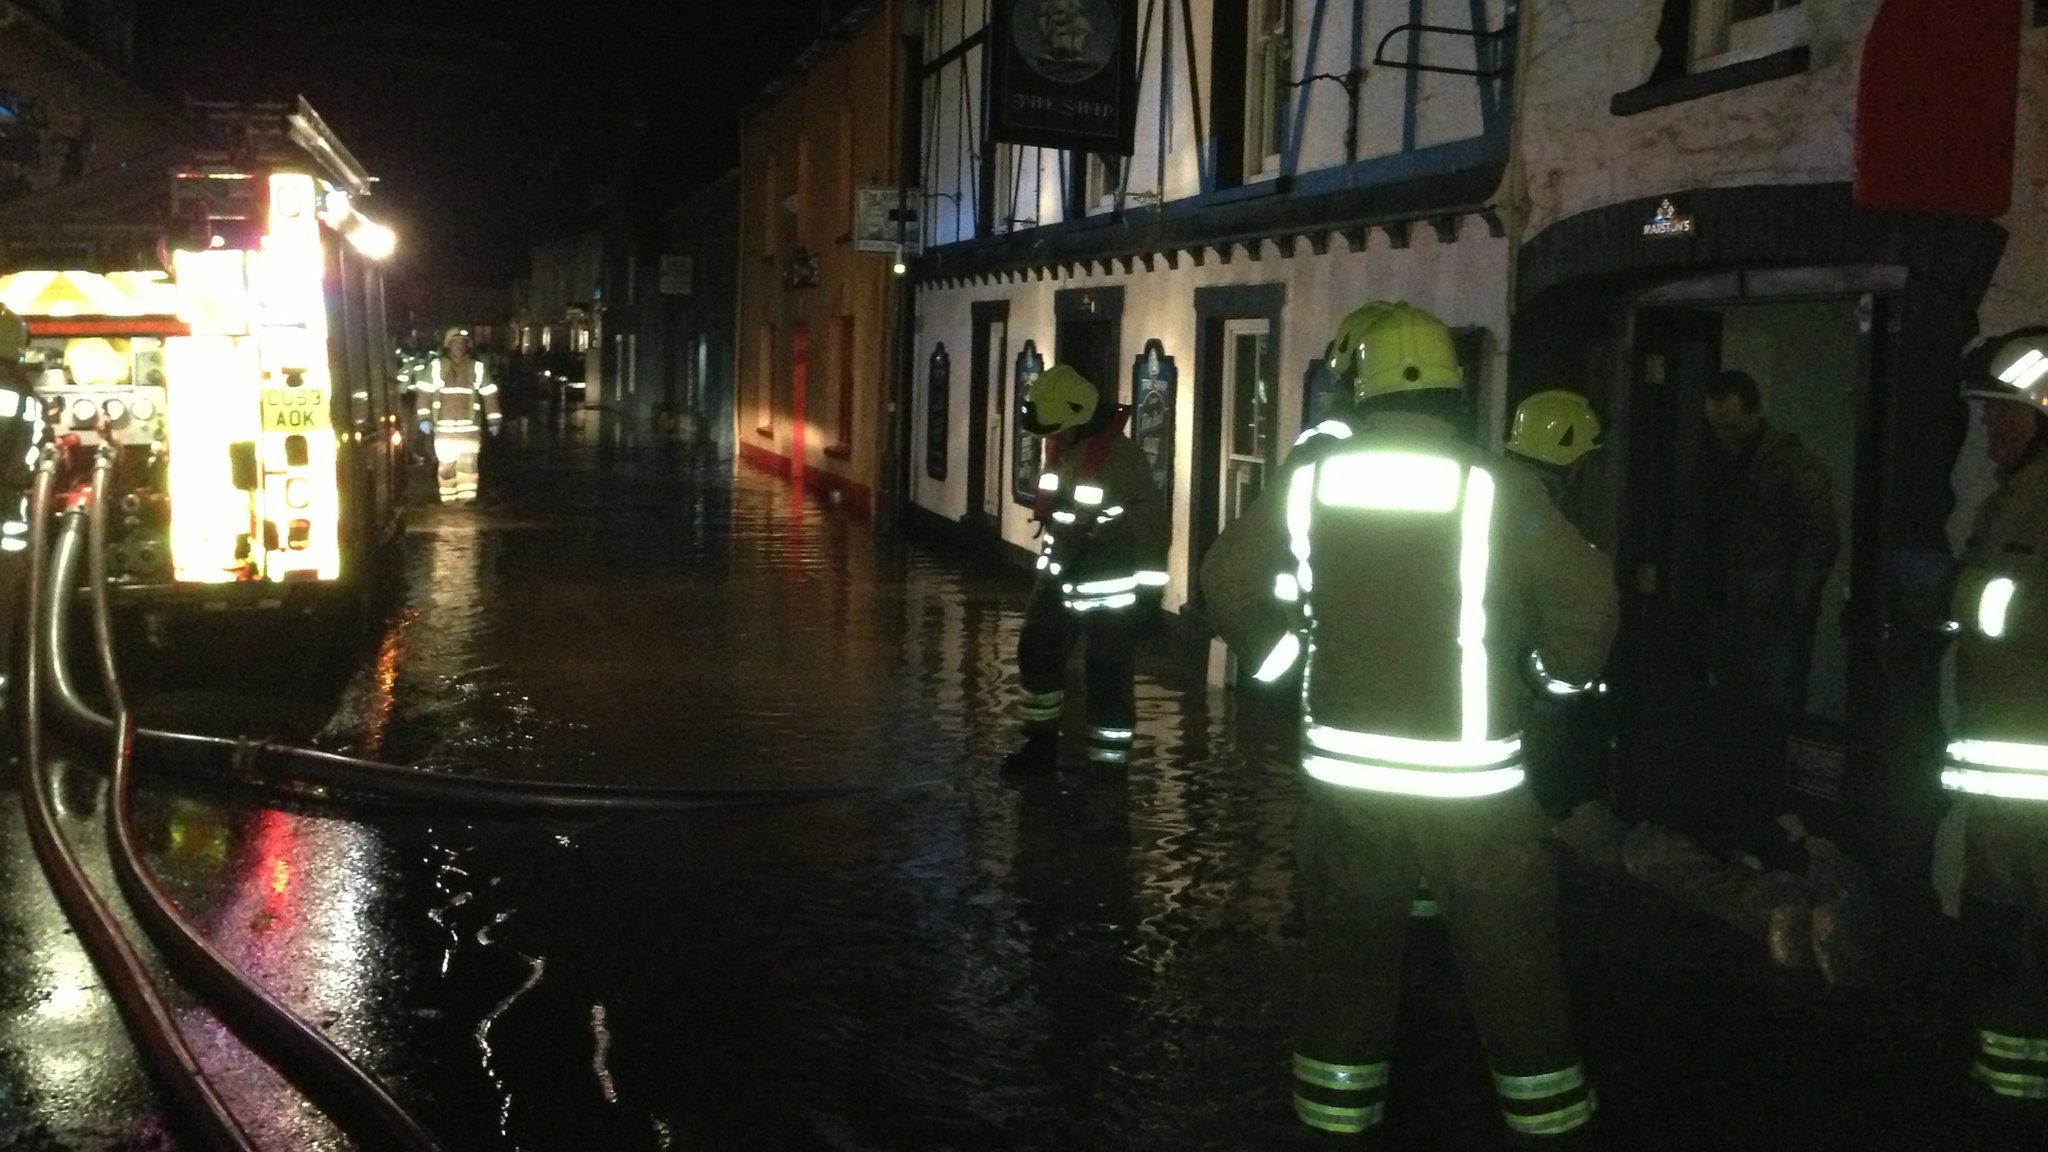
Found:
[1643,199,1695,238]
[988,0,1139,155]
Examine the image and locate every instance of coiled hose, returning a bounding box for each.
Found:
[84,444,445,1152]
[15,450,261,1152]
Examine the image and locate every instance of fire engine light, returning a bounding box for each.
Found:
[319,189,352,227]
[131,397,157,421]
[102,399,128,423]
[347,219,396,261]
[285,478,311,509]
[209,234,227,249]
[68,400,98,426]
[389,430,404,447]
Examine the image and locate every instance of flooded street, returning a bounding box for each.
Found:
[0,442,2021,1151]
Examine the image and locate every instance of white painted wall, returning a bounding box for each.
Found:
[913,221,1510,612]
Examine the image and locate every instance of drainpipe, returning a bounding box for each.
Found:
[884,0,928,534]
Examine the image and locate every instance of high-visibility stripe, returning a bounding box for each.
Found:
[1293,419,1354,447]
[1980,1030,2048,1062]
[1066,592,1138,612]
[1304,755,1526,797]
[1073,484,1104,506]
[1410,895,1441,918]
[1978,577,2017,638]
[1950,739,2048,773]
[1274,572,1300,602]
[1287,464,1316,596]
[1502,1094,1597,1136]
[1973,1062,2048,1099]
[1316,451,1463,512]
[1076,575,1140,595]
[1293,1096,1385,1134]
[1134,570,1168,587]
[1017,691,1065,721]
[1254,634,1301,682]
[1459,468,1496,744]
[1052,510,1077,524]
[1495,1066,1586,1101]
[2000,348,2048,389]
[1306,725,1522,770]
[1087,746,1130,763]
[1291,1054,1389,1091]
[1089,727,1134,743]
[1035,555,1049,570]
[1038,472,1060,492]
[1942,768,2048,801]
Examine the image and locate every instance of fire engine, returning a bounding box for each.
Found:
[0,100,407,619]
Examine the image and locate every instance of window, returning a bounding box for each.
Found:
[1245,0,1292,178]
[1691,0,1805,69]
[756,323,776,433]
[761,155,779,257]
[1084,153,1119,211]
[982,143,1018,234]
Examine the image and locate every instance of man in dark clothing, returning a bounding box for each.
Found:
[1692,370,1841,715]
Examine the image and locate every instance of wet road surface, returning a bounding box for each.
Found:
[0,440,2032,1151]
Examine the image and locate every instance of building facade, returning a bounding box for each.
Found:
[913,0,1517,612]
[736,2,914,515]
[910,0,2048,831]
[650,171,741,456]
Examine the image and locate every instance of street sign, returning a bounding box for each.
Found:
[658,255,693,295]
[854,186,924,255]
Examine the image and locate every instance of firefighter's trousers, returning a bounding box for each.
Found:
[435,431,482,503]
[1962,799,2048,1101]
[1015,579,1145,764]
[1292,781,1594,1137]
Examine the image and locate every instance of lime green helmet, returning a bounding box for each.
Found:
[0,306,26,364]
[1507,390,1603,467]
[1022,364,1101,435]
[1325,301,1463,400]
[1964,329,2048,417]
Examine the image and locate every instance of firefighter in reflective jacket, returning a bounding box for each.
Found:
[0,307,45,714]
[1200,303,1616,1141]
[1504,391,1615,822]
[416,328,501,502]
[1947,329,2048,1105]
[1007,364,1169,772]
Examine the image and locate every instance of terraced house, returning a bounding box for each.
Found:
[907,0,2047,827]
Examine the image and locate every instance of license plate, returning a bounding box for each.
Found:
[262,386,330,432]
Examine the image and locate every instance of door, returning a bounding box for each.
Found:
[1055,317,1120,405]
[790,322,809,475]
[1219,319,1276,535]
[1207,319,1277,687]
[967,302,1010,532]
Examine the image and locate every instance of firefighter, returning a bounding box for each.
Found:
[1006,363,1168,773]
[1947,328,2048,1110]
[416,327,501,503]
[1200,303,1616,1142]
[1504,391,1616,825]
[0,306,47,714]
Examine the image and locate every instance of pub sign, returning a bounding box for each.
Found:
[988,0,1140,155]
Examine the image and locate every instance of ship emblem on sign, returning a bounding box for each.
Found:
[1643,199,1696,238]
[1014,0,1118,84]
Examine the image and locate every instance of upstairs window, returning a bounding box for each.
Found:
[1245,0,1293,178]
[1690,0,1806,70]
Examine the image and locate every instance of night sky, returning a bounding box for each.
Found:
[136,1,862,291]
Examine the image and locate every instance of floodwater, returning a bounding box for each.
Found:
[0,440,2029,1151]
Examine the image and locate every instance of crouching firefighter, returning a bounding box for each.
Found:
[1946,329,2048,1110]
[416,327,501,502]
[1006,364,1168,773]
[1200,303,1617,1143]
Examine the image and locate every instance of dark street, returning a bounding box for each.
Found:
[0,441,2026,1152]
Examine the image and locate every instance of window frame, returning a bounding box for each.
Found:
[1244,0,1293,181]
[1690,0,1807,72]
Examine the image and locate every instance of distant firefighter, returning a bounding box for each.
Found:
[416,328,501,503]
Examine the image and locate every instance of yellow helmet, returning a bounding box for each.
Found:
[0,306,25,364]
[443,327,472,350]
[1022,364,1101,435]
[1507,390,1603,466]
[1325,301,1463,400]
[1964,329,2048,416]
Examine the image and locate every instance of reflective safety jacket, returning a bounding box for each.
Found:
[1945,450,2048,800]
[1033,409,1169,612]
[416,356,501,436]
[1199,411,1617,798]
